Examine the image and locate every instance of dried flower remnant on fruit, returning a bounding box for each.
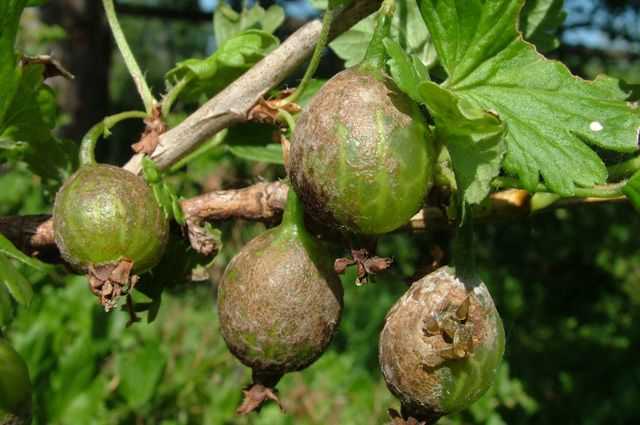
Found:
[334,248,393,285]
[87,259,137,311]
[237,383,285,415]
[422,295,475,367]
[388,408,427,425]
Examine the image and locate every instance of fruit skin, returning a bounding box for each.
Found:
[289,66,435,235]
[0,339,31,425]
[379,267,504,422]
[217,193,343,380]
[53,164,169,273]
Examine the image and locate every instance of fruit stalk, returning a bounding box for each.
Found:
[279,7,335,106]
[361,0,395,70]
[452,204,478,285]
[78,111,148,166]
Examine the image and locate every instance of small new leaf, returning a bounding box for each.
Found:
[213,2,284,46]
[166,30,279,103]
[419,0,640,196]
[142,157,185,225]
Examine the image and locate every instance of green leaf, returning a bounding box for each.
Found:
[0,233,51,273]
[330,0,436,68]
[419,82,506,205]
[166,30,279,103]
[419,0,640,196]
[622,170,640,215]
[213,2,284,46]
[384,37,429,103]
[117,342,167,408]
[0,64,77,183]
[142,157,186,225]
[0,254,33,306]
[216,30,279,68]
[228,143,284,165]
[0,0,26,125]
[519,0,566,52]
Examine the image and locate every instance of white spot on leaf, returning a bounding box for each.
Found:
[590,121,604,132]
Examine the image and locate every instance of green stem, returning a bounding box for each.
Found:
[278,7,335,106]
[276,108,296,133]
[360,0,396,70]
[452,203,477,284]
[607,155,640,181]
[162,73,194,118]
[102,0,156,114]
[491,176,623,199]
[79,110,148,166]
[280,188,305,229]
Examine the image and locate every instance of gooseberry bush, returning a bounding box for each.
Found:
[1,0,640,423]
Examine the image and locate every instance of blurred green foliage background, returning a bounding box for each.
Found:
[3,0,640,424]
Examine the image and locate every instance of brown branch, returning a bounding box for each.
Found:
[122,0,384,174]
[0,183,628,264]
[181,181,289,223]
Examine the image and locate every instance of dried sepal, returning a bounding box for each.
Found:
[334,248,393,285]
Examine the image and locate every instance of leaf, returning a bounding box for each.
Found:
[419,0,640,196]
[216,30,279,68]
[384,37,429,103]
[166,30,279,103]
[213,2,284,46]
[0,64,77,183]
[0,231,51,307]
[622,170,640,215]
[0,233,51,273]
[419,82,506,205]
[519,0,566,52]
[0,0,27,125]
[330,0,436,68]
[0,254,33,306]
[117,342,167,408]
[228,144,284,164]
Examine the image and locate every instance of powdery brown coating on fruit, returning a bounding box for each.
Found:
[289,67,433,235]
[53,164,169,273]
[379,267,504,420]
[217,228,343,376]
